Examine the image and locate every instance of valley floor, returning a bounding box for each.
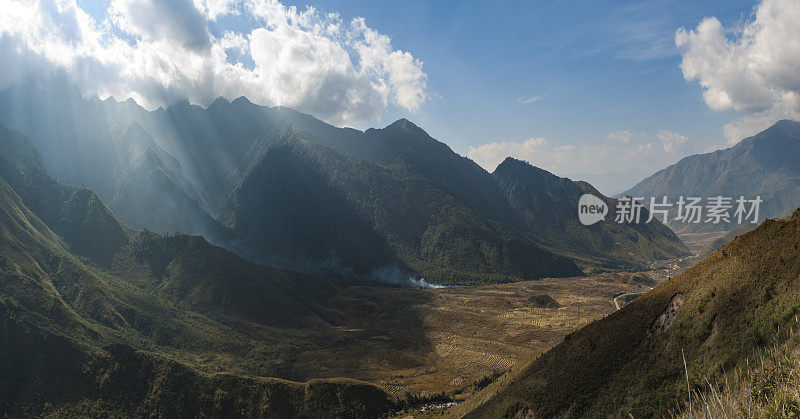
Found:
[289,274,653,399]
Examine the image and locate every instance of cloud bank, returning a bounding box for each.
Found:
[0,0,427,126]
[467,129,694,180]
[676,0,800,143]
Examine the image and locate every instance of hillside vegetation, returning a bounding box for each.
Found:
[457,207,800,417]
[0,129,396,416]
[673,329,800,418]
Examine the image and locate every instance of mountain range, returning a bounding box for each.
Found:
[0,122,405,415]
[625,119,800,233]
[4,82,800,416]
[0,83,686,283]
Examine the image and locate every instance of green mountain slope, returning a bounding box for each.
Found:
[0,123,130,266]
[229,140,583,284]
[0,129,395,416]
[459,208,800,417]
[225,140,398,278]
[494,157,688,269]
[625,119,800,233]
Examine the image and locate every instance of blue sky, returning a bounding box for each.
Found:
[12,0,798,193]
[277,0,748,144]
[271,0,756,186]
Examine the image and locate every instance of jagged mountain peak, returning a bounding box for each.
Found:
[382,117,426,136]
[497,156,527,167]
[0,87,688,281]
[494,157,561,179]
[231,95,253,105]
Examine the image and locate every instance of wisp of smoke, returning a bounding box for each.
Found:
[372,265,448,289]
[407,277,448,289]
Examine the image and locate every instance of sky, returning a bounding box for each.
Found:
[2,0,799,194]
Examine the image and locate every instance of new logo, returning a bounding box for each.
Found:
[578,194,608,225]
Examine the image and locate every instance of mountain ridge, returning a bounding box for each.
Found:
[625,119,800,233]
[0,123,399,416]
[0,84,687,282]
[493,157,688,269]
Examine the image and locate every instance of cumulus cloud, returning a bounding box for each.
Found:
[657,130,687,152]
[195,0,239,20]
[467,129,693,179]
[676,0,800,143]
[109,0,212,51]
[606,130,634,143]
[0,0,427,125]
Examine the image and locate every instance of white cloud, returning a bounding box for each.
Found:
[676,0,800,144]
[0,0,427,126]
[109,0,211,51]
[605,130,633,143]
[196,0,239,20]
[467,130,694,179]
[518,94,547,105]
[657,130,688,152]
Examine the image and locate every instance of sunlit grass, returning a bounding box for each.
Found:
[673,319,800,418]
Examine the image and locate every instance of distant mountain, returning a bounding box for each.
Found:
[0,83,685,282]
[0,86,583,282]
[225,139,582,284]
[457,208,800,417]
[493,158,688,269]
[106,122,231,241]
[172,108,585,283]
[566,166,650,197]
[0,126,395,416]
[625,119,800,233]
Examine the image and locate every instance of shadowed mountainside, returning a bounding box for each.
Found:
[0,126,399,416]
[493,157,688,270]
[232,139,584,284]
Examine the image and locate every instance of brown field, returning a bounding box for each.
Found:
[285,274,653,398]
[171,272,658,414]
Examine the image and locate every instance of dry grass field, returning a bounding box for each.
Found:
[155,272,658,414]
[285,274,653,398]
